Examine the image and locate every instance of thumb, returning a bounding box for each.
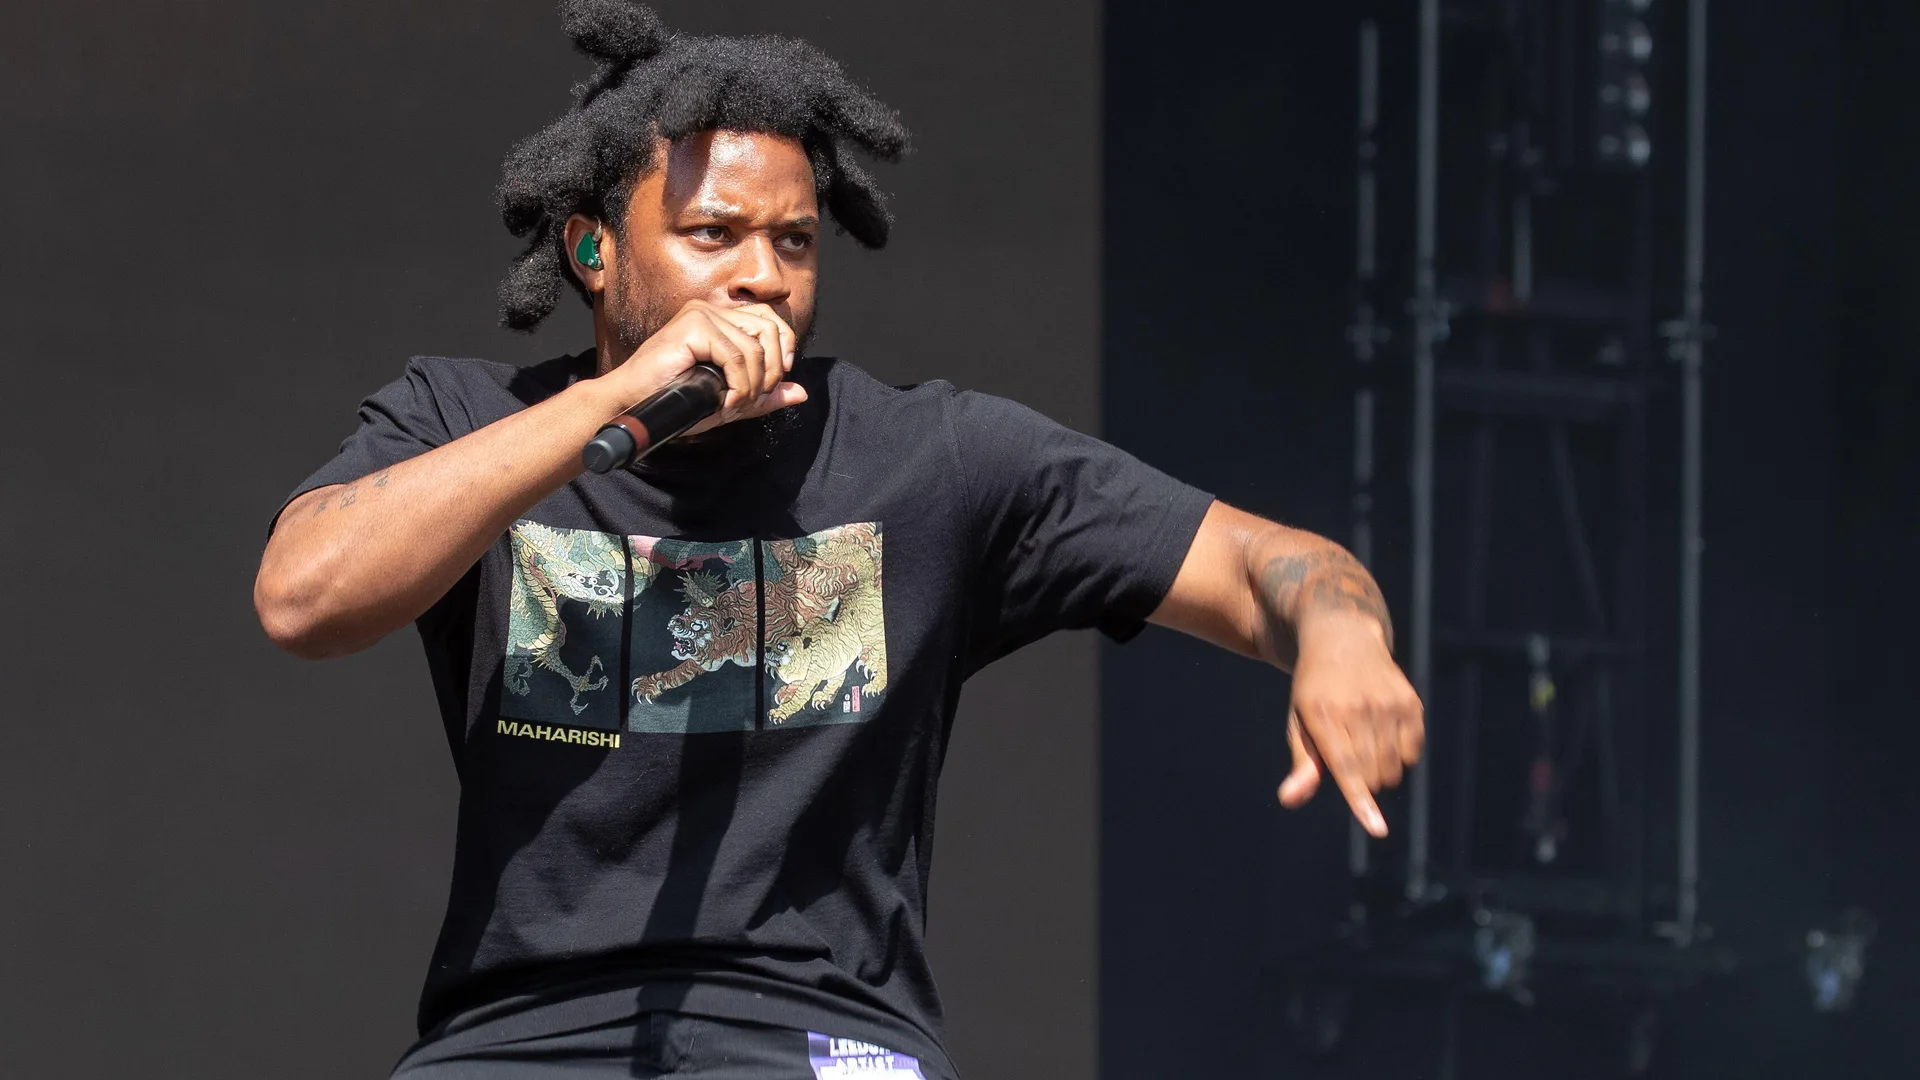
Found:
[686,381,809,436]
[1278,711,1323,808]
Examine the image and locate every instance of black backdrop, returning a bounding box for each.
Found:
[1102,2,1919,1077]
[2,2,1101,1077]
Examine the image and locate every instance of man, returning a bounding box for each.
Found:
[254,2,1423,1076]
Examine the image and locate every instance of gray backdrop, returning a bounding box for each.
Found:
[1,2,1101,1077]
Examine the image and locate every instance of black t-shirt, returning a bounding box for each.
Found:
[278,352,1213,1076]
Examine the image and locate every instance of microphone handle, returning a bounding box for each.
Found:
[581,363,727,474]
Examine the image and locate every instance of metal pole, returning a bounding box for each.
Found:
[1512,194,1533,306]
[1358,19,1380,286]
[1349,18,1381,880]
[1674,0,1709,945]
[1407,0,1442,902]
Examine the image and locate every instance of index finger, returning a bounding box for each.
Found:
[717,308,788,396]
[728,303,797,372]
[1304,702,1388,837]
[685,311,755,410]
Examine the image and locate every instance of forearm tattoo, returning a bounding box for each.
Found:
[311,469,392,516]
[1258,547,1395,664]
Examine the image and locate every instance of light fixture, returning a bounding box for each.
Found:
[1805,910,1877,1013]
[1625,71,1652,116]
[1473,909,1536,1002]
[1626,21,1654,62]
[1595,0,1657,169]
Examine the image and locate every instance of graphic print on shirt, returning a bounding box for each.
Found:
[627,537,760,734]
[501,521,627,731]
[498,520,886,738]
[761,522,888,726]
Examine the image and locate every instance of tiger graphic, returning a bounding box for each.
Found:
[631,523,886,723]
[630,560,762,701]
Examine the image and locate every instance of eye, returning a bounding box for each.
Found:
[691,225,730,243]
[777,232,815,253]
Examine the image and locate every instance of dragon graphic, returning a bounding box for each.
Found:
[503,522,632,715]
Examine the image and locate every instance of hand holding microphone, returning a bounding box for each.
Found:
[585,299,807,472]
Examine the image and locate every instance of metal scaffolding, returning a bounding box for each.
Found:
[1296,0,1734,1072]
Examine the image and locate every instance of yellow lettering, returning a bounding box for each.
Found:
[495,719,621,750]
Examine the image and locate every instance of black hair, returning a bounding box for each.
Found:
[495,0,911,330]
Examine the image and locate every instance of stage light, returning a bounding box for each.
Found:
[1625,126,1652,166]
[1593,3,1655,170]
[1805,910,1877,1013]
[1625,71,1652,116]
[1626,22,1654,62]
[1473,910,1536,1002]
[1595,71,1650,115]
[1598,126,1653,167]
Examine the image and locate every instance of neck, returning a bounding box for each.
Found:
[591,302,621,378]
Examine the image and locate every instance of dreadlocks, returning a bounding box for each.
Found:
[496,0,912,331]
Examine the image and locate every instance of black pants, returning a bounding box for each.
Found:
[392,1011,932,1079]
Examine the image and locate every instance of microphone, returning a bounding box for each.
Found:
[582,363,728,474]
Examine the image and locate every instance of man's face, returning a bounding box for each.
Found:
[602,130,821,355]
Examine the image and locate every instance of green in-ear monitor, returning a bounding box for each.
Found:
[574,229,604,271]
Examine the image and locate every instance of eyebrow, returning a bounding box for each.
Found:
[684,203,819,230]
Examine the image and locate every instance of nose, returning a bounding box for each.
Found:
[727,235,790,306]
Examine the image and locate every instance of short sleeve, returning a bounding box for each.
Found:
[950,389,1215,674]
[269,358,455,535]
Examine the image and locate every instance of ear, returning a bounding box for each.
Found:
[562,213,610,292]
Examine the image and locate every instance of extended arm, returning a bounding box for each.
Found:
[255,300,802,660]
[1149,501,1424,836]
